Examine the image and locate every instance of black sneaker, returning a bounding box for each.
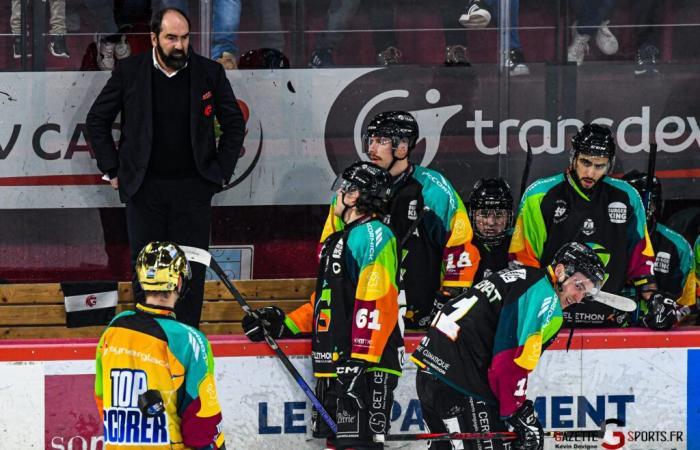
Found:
[635,44,659,77]
[507,48,530,76]
[309,48,335,68]
[377,46,402,66]
[49,35,70,58]
[445,44,471,66]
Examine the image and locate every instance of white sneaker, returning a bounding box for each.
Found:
[459,0,491,29]
[596,20,618,55]
[114,35,131,60]
[97,39,116,71]
[567,28,590,65]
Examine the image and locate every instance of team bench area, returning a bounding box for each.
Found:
[0,279,315,339]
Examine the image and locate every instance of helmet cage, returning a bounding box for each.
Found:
[468,178,514,246]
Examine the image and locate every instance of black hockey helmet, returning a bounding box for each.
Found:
[363,111,419,153]
[622,170,662,224]
[570,123,616,168]
[332,161,393,214]
[550,242,608,295]
[238,48,290,69]
[468,178,514,246]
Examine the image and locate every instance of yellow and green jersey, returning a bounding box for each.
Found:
[288,217,402,376]
[95,303,225,449]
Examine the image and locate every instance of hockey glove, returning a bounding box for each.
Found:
[429,287,467,324]
[505,400,544,450]
[241,306,288,342]
[642,293,678,331]
[335,359,367,410]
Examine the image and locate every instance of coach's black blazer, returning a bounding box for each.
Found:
[86,49,245,201]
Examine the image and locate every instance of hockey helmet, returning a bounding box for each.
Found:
[363,111,419,153]
[622,170,662,223]
[571,123,616,166]
[332,161,393,214]
[550,242,608,295]
[237,48,290,70]
[136,242,191,295]
[468,178,514,246]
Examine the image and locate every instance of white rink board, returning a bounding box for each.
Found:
[1,70,699,209]
[1,345,694,450]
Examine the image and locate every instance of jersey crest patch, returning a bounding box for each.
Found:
[582,218,596,236]
[499,269,527,283]
[553,199,568,224]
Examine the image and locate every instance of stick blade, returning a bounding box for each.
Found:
[592,291,637,312]
[179,245,212,267]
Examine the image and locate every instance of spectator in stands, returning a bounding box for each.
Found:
[567,0,618,66]
[459,0,529,75]
[212,0,241,69]
[10,0,69,59]
[81,0,132,70]
[509,123,657,328]
[85,7,245,328]
[309,0,471,67]
[155,0,242,69]
[633,0,665,77]
[623,170,695,329]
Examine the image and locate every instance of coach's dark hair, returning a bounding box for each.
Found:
[151,7,191,35]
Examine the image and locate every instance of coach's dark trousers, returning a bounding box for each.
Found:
[126,176,220,328]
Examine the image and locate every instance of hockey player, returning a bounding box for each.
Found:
[622,170,695,329]
[696,235,700,324]
[320,111,479,329]
[468,178,514,282]
[412,242,607,450]
[95,242,226,449]
[242,162,401,450]
[509,123,656,327]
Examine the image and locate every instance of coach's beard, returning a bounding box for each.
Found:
[157,42,188,71]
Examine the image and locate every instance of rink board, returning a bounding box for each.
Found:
[0,330,699,449]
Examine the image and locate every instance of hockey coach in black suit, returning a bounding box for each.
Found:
[86,7,245,328]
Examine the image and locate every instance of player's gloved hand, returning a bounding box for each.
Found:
[241,306,287,342]
[505,400,544,450]
[335,359,367,410]
[428,287,466,323]
[642,293,678,331]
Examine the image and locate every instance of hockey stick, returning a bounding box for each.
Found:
[179,246,338,434]
[375,428,605,443]
[376,420,608,443]
[374,431,517,442]
[643,143,658,213]
[519,140,534,201]
[592,291,638,312]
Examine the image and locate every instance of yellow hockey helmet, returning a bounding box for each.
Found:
[136,242,191,294]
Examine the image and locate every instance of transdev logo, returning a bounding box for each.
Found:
[324,66,473,178]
